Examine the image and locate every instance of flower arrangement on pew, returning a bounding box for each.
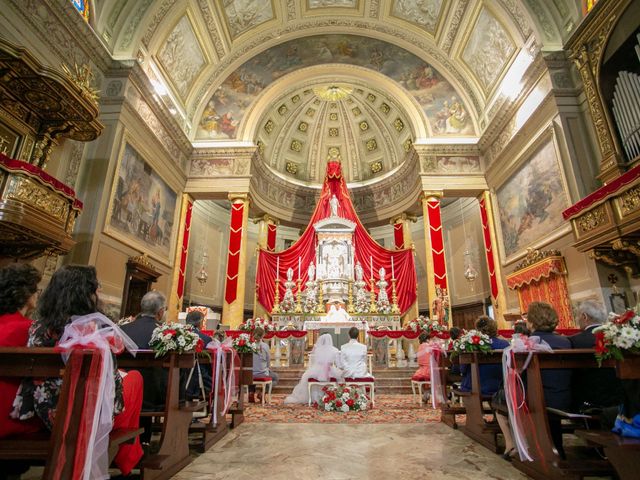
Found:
[149,322,205,358]
[406,315,445,338]
[231,332,258,354]
[316,384,368,412]
[594,310,640,366]
[450,329,492,356]
[239,317,275,332]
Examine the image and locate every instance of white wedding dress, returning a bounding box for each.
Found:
[284,334,343,404]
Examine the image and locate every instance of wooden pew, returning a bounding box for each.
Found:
[457,351,503,453]
[0,347,142,478]
[510,349,615,480]
[438,355,465,429]
[575,356,640,480]
[118,350,200,480]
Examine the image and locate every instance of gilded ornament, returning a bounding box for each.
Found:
[61,63,100,104]
[313,85,353,101]
[370,161,383,174]
[278,104,288,115]
[402,138,413,152]
[393,118,404,132]
[352,107,361,116]
[263,119,274,134]
[306,108,316,117]
[257,140,265,154]
[365,138,378,151]
[291,94,300,103]
[577,206,607,233]
[298,122,308,132]
[514,248,562,270]
[380,103,390,114]
[329,127,339,137]
[285,162,298,175]
[359,121,369,131]
[367,93,376,102]
[5,176,68,221]
[619,186,640,216]
[290,139,303,152]
[329,113,338,121]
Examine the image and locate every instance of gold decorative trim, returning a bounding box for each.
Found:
[576,204,608,233]
[618,186,640,216]
[513,248,561,271]
[5,176,68,221]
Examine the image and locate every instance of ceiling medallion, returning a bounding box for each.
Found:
[313,85,353,102]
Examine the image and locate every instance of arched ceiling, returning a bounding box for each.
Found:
[94,0,583,145]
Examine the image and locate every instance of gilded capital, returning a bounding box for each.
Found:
[228,192,250,204]
[421,190,443,203]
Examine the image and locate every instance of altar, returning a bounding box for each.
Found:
[303,319,368,346]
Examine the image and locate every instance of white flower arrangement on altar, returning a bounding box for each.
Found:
[239,317,275,332]
[450,329,492,356]
[232,332,259,354]
[315,384,369,412]
[594,310,640,365]
[149,322,204,358]
[279,293,296,313]
[377,295,391,314]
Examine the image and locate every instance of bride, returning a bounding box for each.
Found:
[284,334,343,404]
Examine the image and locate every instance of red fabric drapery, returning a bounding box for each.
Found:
[266,223,277,252]
[478,197,499,300]
[224,202,245,304]
[206,330,308,339]
[176,200,193,299]
[426,198,447,290]
[368,330,421,339]
[256,161,417,314]
[393,223,404,249]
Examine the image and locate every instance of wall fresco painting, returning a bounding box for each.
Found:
[109,143,177,257]
[197,34,474,139]
[496,139,568,260]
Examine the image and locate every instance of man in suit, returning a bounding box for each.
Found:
[339,327,370,378]
[120,291,169,414]
[185,311,212,400]
[570,300,623,413]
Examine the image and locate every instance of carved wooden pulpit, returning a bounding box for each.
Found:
[120,254,161,318]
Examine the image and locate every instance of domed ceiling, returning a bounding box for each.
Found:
[255,81,414,185]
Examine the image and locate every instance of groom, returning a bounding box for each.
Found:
[339,327,369,378]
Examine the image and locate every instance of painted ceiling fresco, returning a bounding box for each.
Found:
[196,33,475,140]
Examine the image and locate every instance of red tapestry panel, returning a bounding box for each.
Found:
[176,200,193,299]
[224,202,245,305]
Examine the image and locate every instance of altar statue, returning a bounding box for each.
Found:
[307,262,316,282]
[287,267,294,282]
[355,261,364,282]
[325,304,350,322]
[329,194,340,217]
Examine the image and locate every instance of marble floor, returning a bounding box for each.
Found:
[171,423,529,480]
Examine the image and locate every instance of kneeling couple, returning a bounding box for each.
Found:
[284,327,370,404]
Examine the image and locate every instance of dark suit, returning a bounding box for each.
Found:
[460,336,509,396]
[569,325,623,410]
[120,315,168,411]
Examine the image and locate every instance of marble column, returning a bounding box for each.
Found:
[477,191,508,328]
[222,193,250,328]
[421,191,451,325]
[253,214,278,318]
[168,194,194,322]
[391,213,419,323]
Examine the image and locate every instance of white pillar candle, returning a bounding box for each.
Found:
[391,256,395,280]
[370,256,373,279]
[277,256,280,276]
[298,257,301,279]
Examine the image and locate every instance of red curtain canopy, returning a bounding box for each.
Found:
[256,161,417,314]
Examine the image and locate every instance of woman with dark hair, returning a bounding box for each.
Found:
[0,263,44,441]
[412,332,432,382]
[459,316,509,395]
[11,265,144,475]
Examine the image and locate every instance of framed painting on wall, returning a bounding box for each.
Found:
[495,127,571,264]
[106,142,178,263]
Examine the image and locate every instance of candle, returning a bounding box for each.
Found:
[370,256,373,279]
[277,257,280,277]
[391,256,395,280]
[298,257,301,280]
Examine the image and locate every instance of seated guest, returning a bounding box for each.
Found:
[251,327,279,403]
[570,300,623,415]
[340,326,370,378]
[513,319,530,336]
[412,332,431,381]
[120,291,169,411]
[11,265,143,475]
[528,301,572,458]
[185,310,212,400]
[460,316,509,395]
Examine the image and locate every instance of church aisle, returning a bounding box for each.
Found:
[171,423,528,480]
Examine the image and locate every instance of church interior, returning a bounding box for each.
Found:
[1,0,640,479]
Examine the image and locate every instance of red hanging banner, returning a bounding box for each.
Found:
[266,223,277,252]
[256,161,417,314]
[225,202,245,305]
[478,197,499,300]
[426,198,447,290]
[176,200,193,299]
[393,223,404,250]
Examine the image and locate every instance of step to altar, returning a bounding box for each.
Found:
[270,367,418,395]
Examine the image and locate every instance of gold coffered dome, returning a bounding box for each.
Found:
[256,81,413,185]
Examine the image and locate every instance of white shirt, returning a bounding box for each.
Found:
[339,339,369,378]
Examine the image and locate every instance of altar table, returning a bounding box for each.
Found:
[303,321,368,347]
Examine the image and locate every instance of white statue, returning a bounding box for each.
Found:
[287,267,294,282]
[378,266,386,279]
[307,262,315,282]
[325,304,350,322]
[329,194,339,217]
[355,261,364,282]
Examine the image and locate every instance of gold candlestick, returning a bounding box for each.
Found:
[316,280,325,313]
[391,278,400,314]
[369,278,379,313]
[294,279,303,313]
[347,280,355,314]
[272,277,281,314]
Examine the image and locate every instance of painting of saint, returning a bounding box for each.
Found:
[496,139,568,260]
[109,144,177,258]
